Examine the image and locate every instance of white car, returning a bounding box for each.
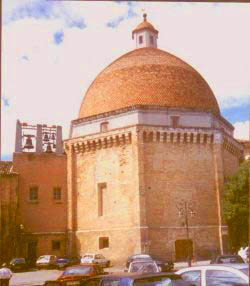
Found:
[128,261,160,273]
[80,253,110,267]
[176,264,249,286]
[36,255,57,269]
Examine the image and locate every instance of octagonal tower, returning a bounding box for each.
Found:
[65,15,243,263]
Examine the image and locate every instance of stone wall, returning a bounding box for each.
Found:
[65,124,242,264]
[67,127,142,264]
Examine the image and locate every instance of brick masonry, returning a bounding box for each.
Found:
[12,152,67,258]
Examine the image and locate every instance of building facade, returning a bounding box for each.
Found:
[11,121,67,262]
[65,15,243,264]
[5,15,246,264]
[0,161,19,264]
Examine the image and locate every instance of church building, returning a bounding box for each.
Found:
[64,14,243,263]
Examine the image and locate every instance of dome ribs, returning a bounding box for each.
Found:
[79,48,220,119]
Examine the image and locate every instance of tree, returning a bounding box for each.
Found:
[223,160,249,251]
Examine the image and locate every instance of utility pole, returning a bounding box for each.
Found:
[176,200,195,267]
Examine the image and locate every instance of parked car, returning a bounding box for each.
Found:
[49,264,107,286]
[126,254,174,272]
[176,264,249,286]
[70,257,81,266]
[57,257,72,269]
[9,257,29,272]
[57,256,81,269]
[36,255,58,269]
[80,272,188,286]
[127,261,160,273]
[81,254,110,268]
[210,255,245,264]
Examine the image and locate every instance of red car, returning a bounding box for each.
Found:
[56,264,106,286]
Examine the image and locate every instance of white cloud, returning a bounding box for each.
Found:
[2,2,250,156]
[234,121,250,140]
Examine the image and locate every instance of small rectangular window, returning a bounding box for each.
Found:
[52,240,61,250]
[98,183,107,217]
[150,36,154,45]
[29,186,38,201]
[100,122,108,132]
[139,35,143,44]
[99,237,109,249]
[171,116,180,128]
[53,187,62,200]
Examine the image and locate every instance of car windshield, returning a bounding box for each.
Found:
[57,258,69,263]
[133,256,153,262]
[130,262,158,273]
[218,256,243,263]
[134,277,186,286]
[83,255,94,259]
[11,258,25,263]
[38,256,50,261]
[240,268,249,276]
[63,266,92,276]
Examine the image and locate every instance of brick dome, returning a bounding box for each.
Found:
[79,47,220,118]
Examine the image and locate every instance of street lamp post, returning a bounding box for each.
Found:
[176,200,195,267]
[18,224,25,257]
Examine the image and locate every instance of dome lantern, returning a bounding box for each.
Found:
[132,14,158,49]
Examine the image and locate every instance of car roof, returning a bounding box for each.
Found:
[212,263,249,269]
[66,264,97,269]
[216,255,242,258]
[177,263,249,272]
[130,261,156,264]
[92,272,181,279]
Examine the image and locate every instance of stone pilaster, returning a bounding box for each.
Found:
[133,127,148,253]
[15,120,22,153]
[56,126,64,154]
[212,132,225,255]
[36,124,43,153]
[66,143,77,256]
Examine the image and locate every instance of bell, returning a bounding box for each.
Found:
[46,143,53,153]
[43,133,49,142]
[23,136,34,150]
[51,133,56,140]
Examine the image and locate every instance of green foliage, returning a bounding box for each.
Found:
[223,160,250,249]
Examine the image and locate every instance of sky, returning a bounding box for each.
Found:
[2,0,250,160]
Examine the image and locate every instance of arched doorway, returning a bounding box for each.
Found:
[175,239,193,262]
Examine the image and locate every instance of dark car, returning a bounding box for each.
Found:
[53,264,107,285]
[210,255,245,264]
[9,258,29,272]
[126,254,174,272]
[57,257,72,269]
[80,272,188,286]
[57,256,81,269]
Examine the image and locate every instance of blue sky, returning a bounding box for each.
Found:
[2,0,250,160]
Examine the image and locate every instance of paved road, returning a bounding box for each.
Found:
[9,261,211,286]
[10,270,62,286]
